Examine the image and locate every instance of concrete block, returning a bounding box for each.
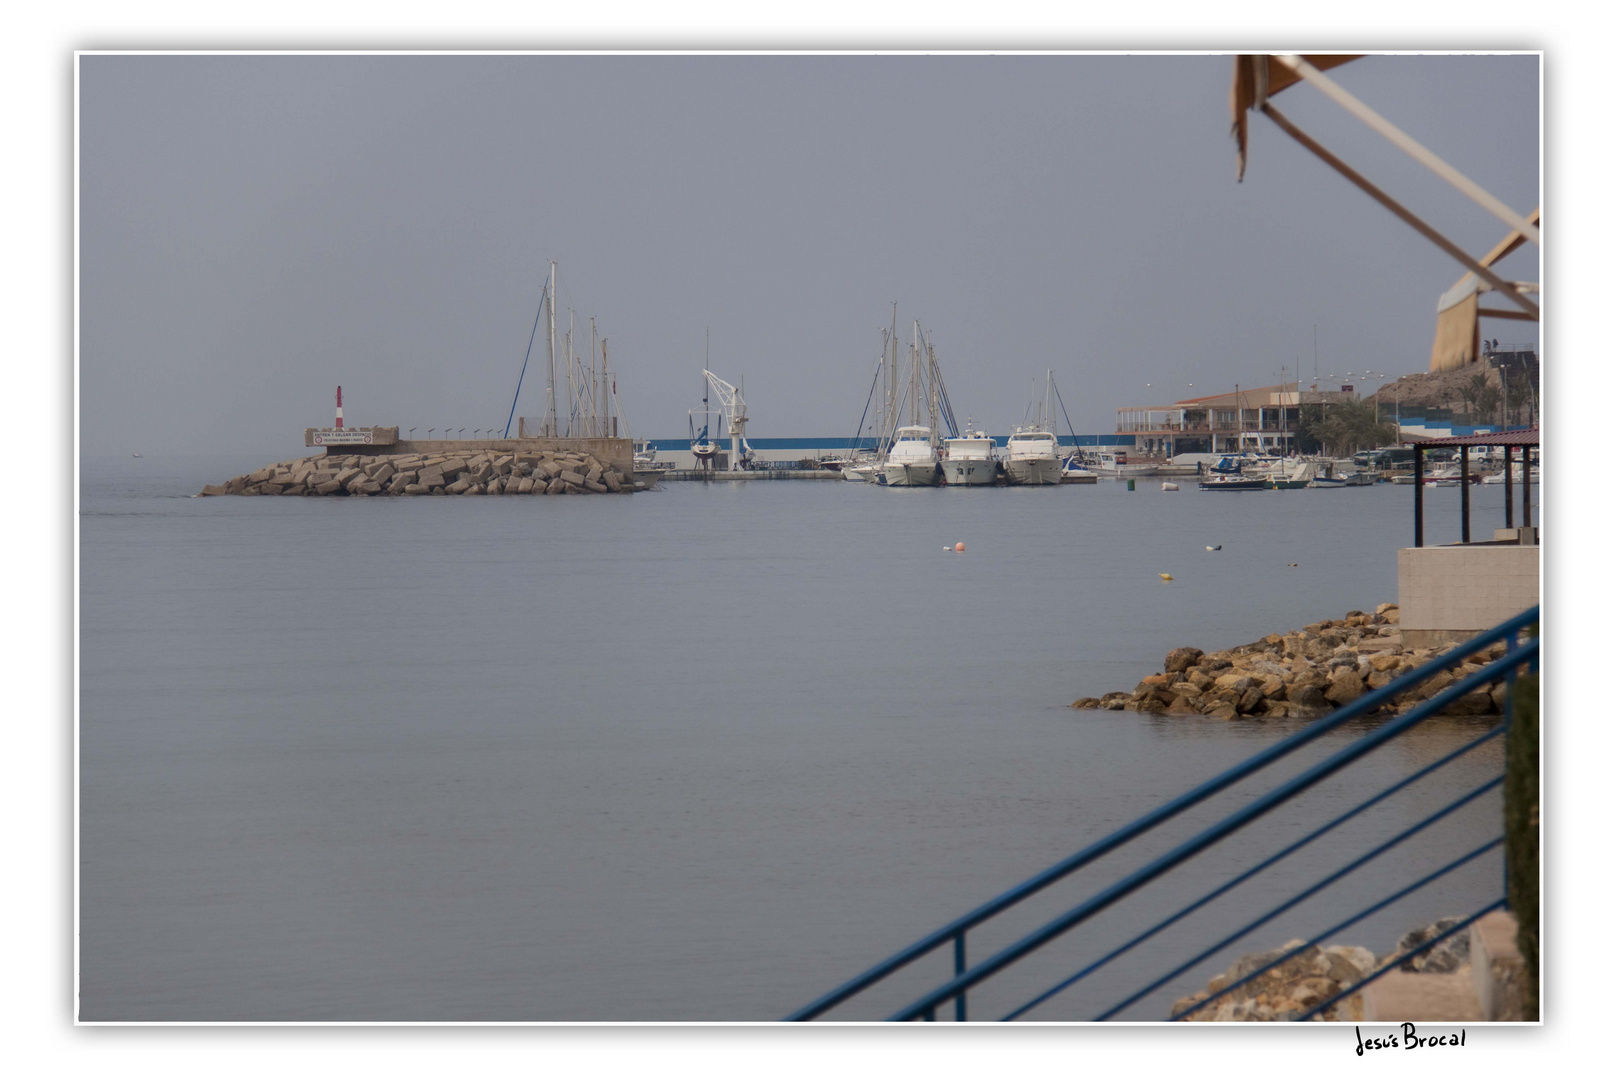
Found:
[419,469,446,489]
[1362,969,1481,1022]
[403,484,430,495]
[517,477,535,494]
[557,469,586,487]
[545,478,565,494]
[314,479,343,495]
[1470,912,1526,1020]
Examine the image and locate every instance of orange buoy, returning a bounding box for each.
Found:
[955,542,966,552]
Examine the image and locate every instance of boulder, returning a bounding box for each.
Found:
[1205,703,1238,720]
[1237,687,1264,713]
[1391,918,1470,974]
[1213,673,1254,695]
[1070,697,1101,709]
[1165,647,1204,674]
[1323,667,1365,706]
[517,477,535,494]
[1287,684,1330,709]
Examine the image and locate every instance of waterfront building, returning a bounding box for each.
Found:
[1114,382,1354,457]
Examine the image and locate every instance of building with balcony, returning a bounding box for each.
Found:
[1115,382,1355,456]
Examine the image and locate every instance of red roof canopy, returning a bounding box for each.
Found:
[1412,428,1539,448]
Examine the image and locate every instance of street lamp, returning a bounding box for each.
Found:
[408,427,416,440]
[428,428,436,439]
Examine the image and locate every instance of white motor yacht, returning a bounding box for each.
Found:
[1005,429,1062,485]
[941,433,997,486]
[882,425,940,486]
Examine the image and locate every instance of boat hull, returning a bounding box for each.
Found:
[941,458,997,486]
[883,462,940,487]
[1005,458,1061,485]
[1198,477,1266,491]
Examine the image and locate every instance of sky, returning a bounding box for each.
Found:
[78,52,1540,459]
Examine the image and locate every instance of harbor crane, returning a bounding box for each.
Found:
[703,369,754,470]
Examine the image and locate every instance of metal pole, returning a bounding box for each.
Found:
[954,932,967,1021]
[1521,445,1532,534]
[1505,442,1514,530]
[1413,445,1424,548]
[1460,449,1470,543]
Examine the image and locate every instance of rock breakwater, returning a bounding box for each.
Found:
[198,448,641,497]
[1170,918,1473,1021]
[1071,604,1509,718]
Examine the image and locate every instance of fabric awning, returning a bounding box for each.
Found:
[1429,207,1541,370]
[1230,54,1360,179]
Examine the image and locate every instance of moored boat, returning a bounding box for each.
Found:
[1198,473,1267,491]
[1005,429,1062,485]
[941,432,997,486]
[883,425,941,486]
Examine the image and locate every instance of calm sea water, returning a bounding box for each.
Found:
[78,455,1538,1021]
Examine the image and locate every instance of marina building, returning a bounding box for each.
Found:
[1114,382,1355,457]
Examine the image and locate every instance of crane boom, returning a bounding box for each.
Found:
[703,369,751,469]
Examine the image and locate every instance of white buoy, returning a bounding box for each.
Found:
[1162,481,1179,491]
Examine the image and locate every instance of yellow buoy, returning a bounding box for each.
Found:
[1159,573,1173,581]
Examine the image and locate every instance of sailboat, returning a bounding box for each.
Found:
[689,376,720,467]
[878,321,960,487]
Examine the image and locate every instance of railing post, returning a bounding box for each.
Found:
[1521,445,1532,533]
[1461,450,1471,542]
[955,931,967,1021]
[1414,445,1424,547]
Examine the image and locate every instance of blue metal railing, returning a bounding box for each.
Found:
[787,606,1538,1022]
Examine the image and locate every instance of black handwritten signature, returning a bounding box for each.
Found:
[1356,1023,1466,1055]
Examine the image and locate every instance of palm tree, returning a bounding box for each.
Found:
[1462,373,1490,422]
[1505,373,1531,426]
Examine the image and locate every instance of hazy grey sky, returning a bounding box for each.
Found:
[78,54,1539,458]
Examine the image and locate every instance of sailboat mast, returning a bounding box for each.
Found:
[545,261,558,437]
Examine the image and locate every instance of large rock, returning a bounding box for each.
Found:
[1323,667,1366,706]
[557,469,586,487]
[419,469,446,489]
[1287,683,1330,709]
[1165,647,1204,674]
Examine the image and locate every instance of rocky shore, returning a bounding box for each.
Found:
[197,448,641,497]
[1071,604,1509,719]
[1170,918,1472,1022]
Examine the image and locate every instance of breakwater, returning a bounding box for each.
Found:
[197,447,642,497]
[1071,604,1510,718]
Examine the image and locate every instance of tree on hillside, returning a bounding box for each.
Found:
[1462,372,1491,422]
[1505,373,1532,426]
[1475,382,1503,426]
